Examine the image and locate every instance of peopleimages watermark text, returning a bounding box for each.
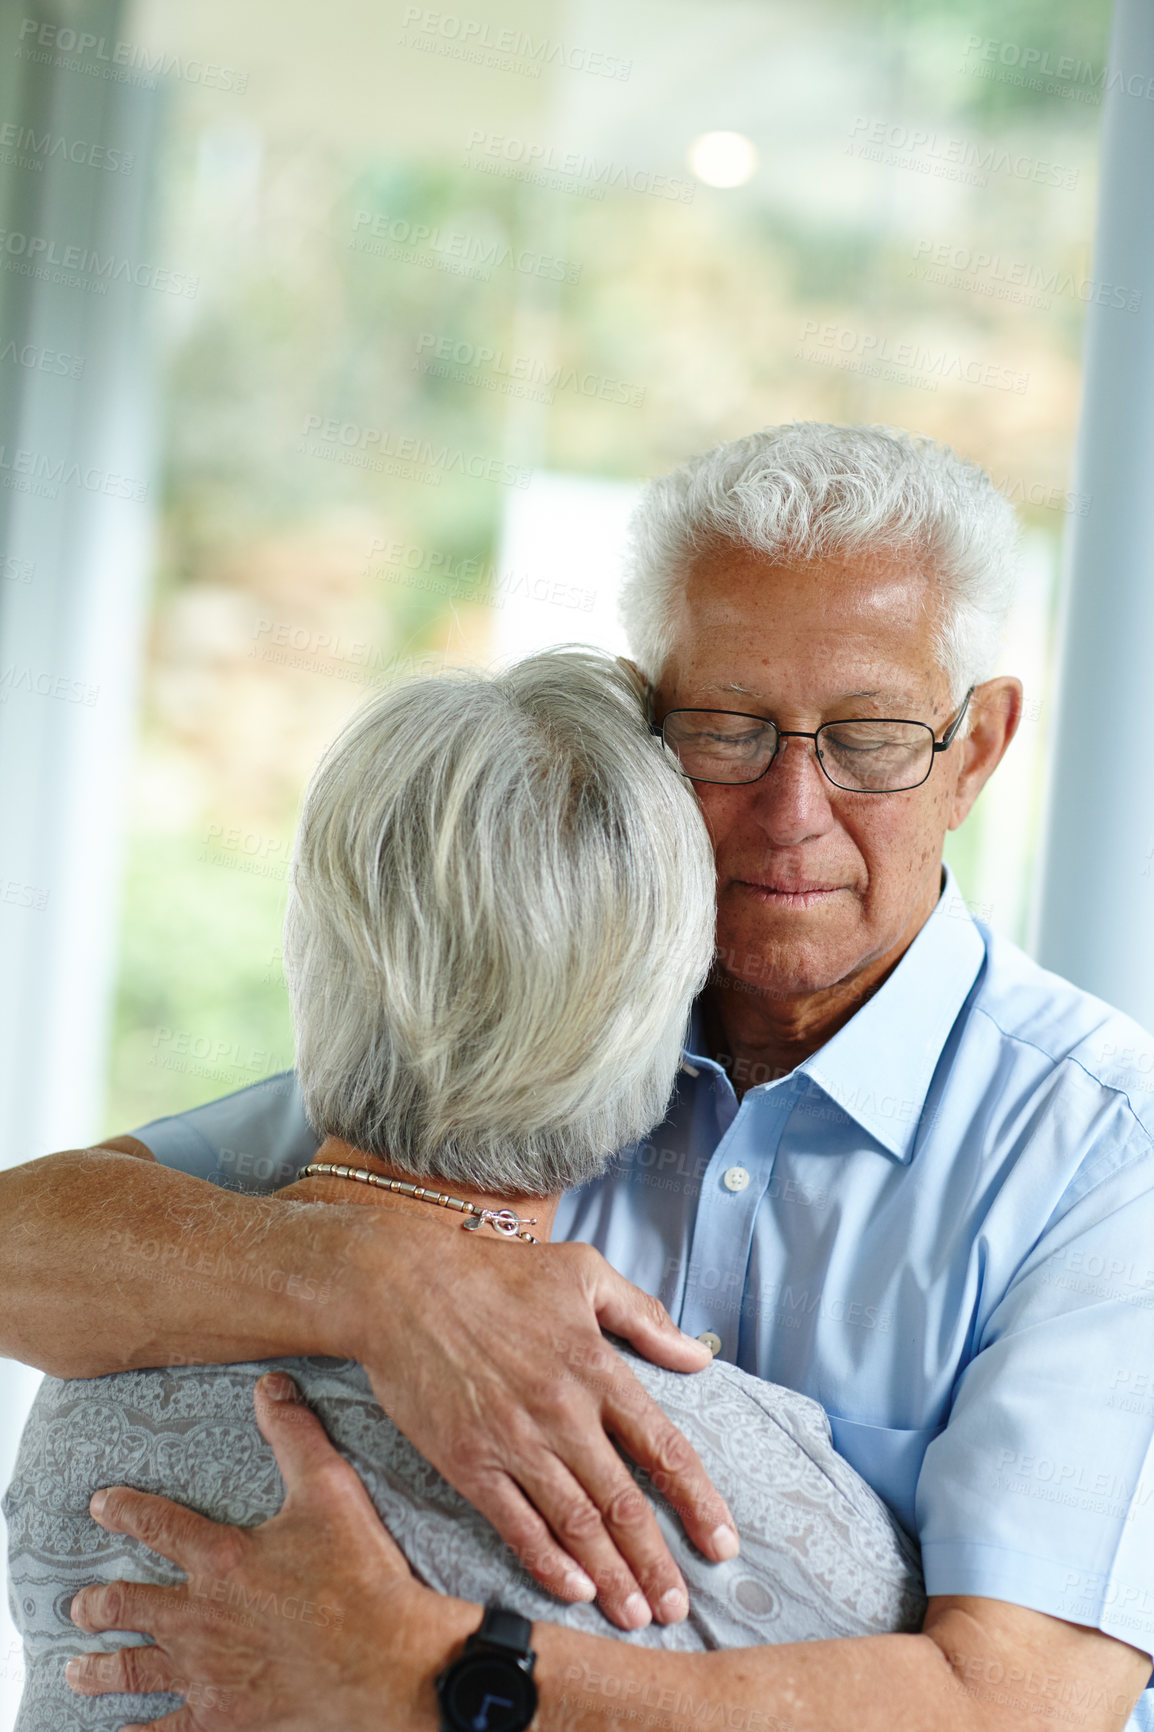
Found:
[350,209,581,283]
[399,8,631,80]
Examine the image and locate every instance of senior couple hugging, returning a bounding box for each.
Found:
[8,422,1154,1732]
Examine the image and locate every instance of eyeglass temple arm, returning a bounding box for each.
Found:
[931,686,975,753]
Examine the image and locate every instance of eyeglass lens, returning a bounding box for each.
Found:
[662,712,936,792]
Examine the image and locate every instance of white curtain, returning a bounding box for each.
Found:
[0,6,161,1725]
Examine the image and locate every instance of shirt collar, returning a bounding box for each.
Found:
[685,865,987,1162]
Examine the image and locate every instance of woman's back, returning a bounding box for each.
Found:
[7,1347,924,1729]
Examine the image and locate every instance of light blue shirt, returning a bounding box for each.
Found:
[135,870,1154,1721]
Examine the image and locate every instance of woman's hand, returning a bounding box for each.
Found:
[66,1375,477,1730]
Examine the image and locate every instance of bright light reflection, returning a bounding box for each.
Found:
[687,131,758,188]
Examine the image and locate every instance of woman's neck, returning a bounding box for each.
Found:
[279,1135,560,1244]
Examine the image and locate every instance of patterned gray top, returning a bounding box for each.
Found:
[6,1345,925,1730]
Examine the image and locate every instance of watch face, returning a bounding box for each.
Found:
[440,1651,538,1732]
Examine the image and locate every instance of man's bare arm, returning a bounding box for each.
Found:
[1,1142,355,1377]
[533,1597,1151,1731]
[0,1142,734,1628]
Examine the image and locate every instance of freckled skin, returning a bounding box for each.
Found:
[652,543,1023,1088]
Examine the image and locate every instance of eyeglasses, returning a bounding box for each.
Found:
[656,689,974,794]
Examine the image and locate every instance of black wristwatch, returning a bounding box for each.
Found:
[435,1600,538,1731]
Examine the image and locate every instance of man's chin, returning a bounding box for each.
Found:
[714,904,862,1000]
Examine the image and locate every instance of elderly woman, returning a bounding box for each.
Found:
[6,648,923,1731]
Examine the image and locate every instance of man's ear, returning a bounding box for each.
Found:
[615,656,653,714]
[947,676,1024,831]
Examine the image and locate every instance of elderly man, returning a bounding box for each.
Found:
[6,422,1154,1732]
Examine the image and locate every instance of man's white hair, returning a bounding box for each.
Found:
[283,647,716,1197]
[620,422,1020,703]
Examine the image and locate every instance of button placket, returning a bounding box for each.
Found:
[677,1085,797,1361]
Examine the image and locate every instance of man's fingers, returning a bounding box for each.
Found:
[479,1376,682,1629]
[253,1374,414,1578]
[608,1383,739,1564]
[70,1579,185,1640]
[589,1258,713,1375]
[581,1260,738,1561]
[515,1448,667,1630]
[65,1639,173,1698]
[88,1485,229,1573]
[464,1473,599,1607]
[254,1373,385,1517]
[252,1371,352,1496]
[123,1672,235,1728]
[474,1453,655,1632]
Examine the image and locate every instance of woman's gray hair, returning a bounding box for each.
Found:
[620,422,1020,703]
[283,647,716,1196]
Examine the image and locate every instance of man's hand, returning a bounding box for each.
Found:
[67,1374,476,1729]
[5,1144,732,1628]
[68,1377,1153,1732]
[343,1220,738,1630]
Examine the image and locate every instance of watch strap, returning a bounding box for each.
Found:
[437,1601,538,1732]
[469,1602,533,1657]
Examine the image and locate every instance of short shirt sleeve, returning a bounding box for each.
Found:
[132,1071,319,1193]
[917,1122,1154,1661]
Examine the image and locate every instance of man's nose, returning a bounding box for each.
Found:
[748,735,837,844]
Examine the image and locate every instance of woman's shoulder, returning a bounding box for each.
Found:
[6,1357,370,1533]
[612,1336,835,1452]
[609,1336,925,1631]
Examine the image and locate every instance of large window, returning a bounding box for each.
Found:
[99,0,1111,1133]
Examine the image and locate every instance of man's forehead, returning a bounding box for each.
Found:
[717,680,886,700]
[667,549,946,710]
[683,543,940,632]
[697,676,929,710]
[685,539,929,587]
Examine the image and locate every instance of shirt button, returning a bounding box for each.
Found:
[697,1331,722,1356]
[723,1165,751,1193]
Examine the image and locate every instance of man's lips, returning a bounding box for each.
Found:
[734,879,844,908]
